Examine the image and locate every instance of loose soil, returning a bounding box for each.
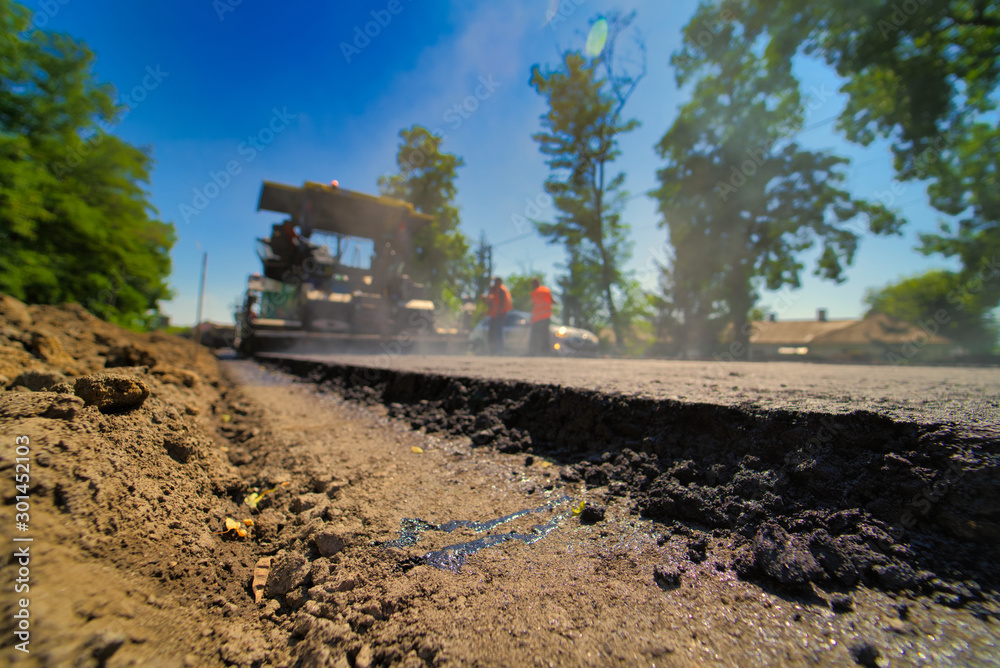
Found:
[1,296,998,666]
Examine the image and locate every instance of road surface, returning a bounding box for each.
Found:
[265,353,1000,431]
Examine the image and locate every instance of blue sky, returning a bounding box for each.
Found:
[41,0,958,325]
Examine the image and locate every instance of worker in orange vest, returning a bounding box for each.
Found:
[484,276,513,355]
[529,277,554,356]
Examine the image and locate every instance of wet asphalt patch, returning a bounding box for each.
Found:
[262,355,999,615]
[378,496,576,571]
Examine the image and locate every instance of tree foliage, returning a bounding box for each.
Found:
[0,0,174,326]
[377,125,472,309]
[503,272,546,313]
[704,0,1000,308]
[864,269,998,353]
[654,8,902,356]
[529,10,644,347]
[553,245,605,331]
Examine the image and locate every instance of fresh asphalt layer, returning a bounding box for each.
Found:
[262,353,999,434]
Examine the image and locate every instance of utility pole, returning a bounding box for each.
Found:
[474,232,493,297]
[193,251,207,361]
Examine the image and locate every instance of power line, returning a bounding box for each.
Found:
[493,231,536,247]
[799,114,839,133]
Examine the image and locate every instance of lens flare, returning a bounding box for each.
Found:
[585,18,608,58]
[543,0,560,27]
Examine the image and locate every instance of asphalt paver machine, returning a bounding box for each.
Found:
[235,180,461,355]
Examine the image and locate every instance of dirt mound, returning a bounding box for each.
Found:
[266,357,1000,614]
[0,296,286,666]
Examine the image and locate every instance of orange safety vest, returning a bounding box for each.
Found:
[530,285,553,322]
[488,285,512,318]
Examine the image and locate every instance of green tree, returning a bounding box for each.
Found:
[701,0,1000,309]
[864,270,999,354]
[0,0,174,326]
[654,11,902,356]
[554,246,604,331]
[378,126,472,309]
[529,10,644,348]
[502,272,545,313]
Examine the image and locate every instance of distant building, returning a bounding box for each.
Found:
[730,310,962,363]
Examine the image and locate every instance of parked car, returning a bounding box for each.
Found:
[468,310,599,356]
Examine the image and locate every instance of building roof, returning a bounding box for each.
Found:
[747,312,953,346]
[811,312,952,345]
[748,319,853,345]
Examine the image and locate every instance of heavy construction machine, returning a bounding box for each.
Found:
[234,180,464,355]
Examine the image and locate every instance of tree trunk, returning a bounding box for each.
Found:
[594,160,625,349]
[599,247,624,348]
[729,263,752,362]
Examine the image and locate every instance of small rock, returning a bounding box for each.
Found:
[260,599,281,618]
[830,595,853,613]
[302,599,330,619]
[309,558,332,587]
[471,429,495,445]
[74,373,149,412]
[687,535,709,564]
[580,503,606,523]
[751,522,824,586]
[291,612,317,638]
[151,363,198,387]
[293,493,328,514]
[560,467,582,482]
[297,642,339,668]
[264,551,309,598]
[584,466,610,487]
[12,370,66,391]
[314,528,347,557]
[355,644,373,668]
[885,617,908,634]
[324,479,349,497]
[357,602,383,619]
[607,481,628,496]
[524,455,534,466]
[653,564,682,590]
[105,344,157,368]
[285,586,308,610]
